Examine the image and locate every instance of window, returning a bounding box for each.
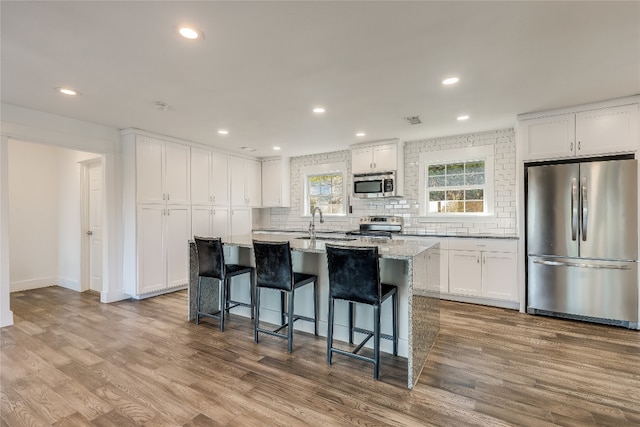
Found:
[419,147,494,217]
[308,173,344,214]
[301,162,347,217]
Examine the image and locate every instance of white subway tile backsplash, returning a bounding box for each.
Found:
[263,128,517,235]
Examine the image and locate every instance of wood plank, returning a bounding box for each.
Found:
[2,287,639,426]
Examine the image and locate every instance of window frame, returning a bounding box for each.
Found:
[418,146,495,218]
[300,161,348,218]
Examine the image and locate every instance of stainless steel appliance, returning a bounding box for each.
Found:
[346,216,403,238]
[526,158,638,328]
[353,171,397,198]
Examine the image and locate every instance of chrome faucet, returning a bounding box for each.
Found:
[309,207,324,239]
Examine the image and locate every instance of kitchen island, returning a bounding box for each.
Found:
[187,232,440,389]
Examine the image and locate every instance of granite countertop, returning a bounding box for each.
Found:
[223,232,437,260]
[253,228,519,240]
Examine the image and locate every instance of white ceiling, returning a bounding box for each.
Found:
[2,1,639,158]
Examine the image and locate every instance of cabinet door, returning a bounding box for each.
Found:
[190,147,211,205]
[482,252,518,301]
[429,249,449,293]
[211,153,230,205]
[521,113,576,161]
[576,104,639,156]
[191,206,212,238]
[230,208,252,236]
[261,159,281,207]
[212,208,230,240]
[448,250,482,296]
[136,138,164,204]
[245,159,262,207]
[137,205,165,294]
[230,157,247,206]
[164,142,190,205]
[352,147,373,174]
[166,206,190,289]
[373,144,397,171]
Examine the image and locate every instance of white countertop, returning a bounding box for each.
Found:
[223,232,438,260]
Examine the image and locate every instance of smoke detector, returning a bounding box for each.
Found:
[154,102,169,111]
[405,115,422,125]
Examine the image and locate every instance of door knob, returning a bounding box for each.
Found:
[86,231,93,236]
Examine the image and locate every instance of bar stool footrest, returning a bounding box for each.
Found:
[330,347,375,364]
[352,327,396,342]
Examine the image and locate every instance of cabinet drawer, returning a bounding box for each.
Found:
[448,238,517,253]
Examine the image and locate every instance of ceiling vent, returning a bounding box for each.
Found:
[154,102,169,111]
[405,115,422,125]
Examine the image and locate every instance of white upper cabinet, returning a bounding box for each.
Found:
[190,148,229,206]
[351,141,399,174]
[261,157,290,207]
[136,136,189,204]
[575,105,639,157]
[520,101,639,161]
[230,156,261,207]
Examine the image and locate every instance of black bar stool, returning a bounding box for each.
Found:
[194,237,255,332]
[325,244,398,380]
[252,240,318,352]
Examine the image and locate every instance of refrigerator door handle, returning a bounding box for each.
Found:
[581,176,588,241]
[571,178,578,241]
[532,259,631,270]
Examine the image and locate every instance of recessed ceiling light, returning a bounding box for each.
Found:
[273,146,281,151]
[178,26,203,40]
[57,87,79,96]
[313,107,325,113]
[457,115,470,121]
[217,129,229,135]
[442,77,459,85]
[355,132,366,137]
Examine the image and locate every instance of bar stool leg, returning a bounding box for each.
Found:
[327,298,335,365]
[373,304,381,380]
[220,278,226,332]
[313,281,318,336]
[254,287,261,343]
[287,289,295,353]
[348,302,354,344]
[280,292,286,326]
[392,291,398,356]
[250,270,255,320]
[196,277,202,324]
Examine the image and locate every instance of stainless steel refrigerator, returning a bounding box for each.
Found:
[526,158,638,328]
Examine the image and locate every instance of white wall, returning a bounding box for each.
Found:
[0,136,14,326]
[266,128,517,236]
[8,140,60,290]
[7,140,97,292]
[1,103,123,327]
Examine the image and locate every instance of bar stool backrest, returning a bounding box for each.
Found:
[253,240,294,291]
[326,245,381,305]
[194,237,225,281]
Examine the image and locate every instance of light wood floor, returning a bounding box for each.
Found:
[2,287,639,426]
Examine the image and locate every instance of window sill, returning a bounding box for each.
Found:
[417,214,496,223]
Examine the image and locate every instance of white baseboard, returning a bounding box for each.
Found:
[10,277,56,292]
[57,277,81,292]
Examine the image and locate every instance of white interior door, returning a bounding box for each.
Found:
[88,162,102,292]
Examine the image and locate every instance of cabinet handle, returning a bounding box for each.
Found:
[483,257,485,264]
[477,257,480,264]
[578,141,581,151]
[167,193,170,201]
[162,193,166,201]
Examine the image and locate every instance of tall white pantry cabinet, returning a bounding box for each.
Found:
[122,131,192,297]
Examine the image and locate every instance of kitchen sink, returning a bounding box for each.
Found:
[295,236,357,242]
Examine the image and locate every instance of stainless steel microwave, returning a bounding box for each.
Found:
[353,171,397,198]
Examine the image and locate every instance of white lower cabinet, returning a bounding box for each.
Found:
[230,207,252,237]
[137,204,190,295]
[445,239,519,304]
[191,206,230,240]
[481,251,518,300]
[449,250,482,296]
